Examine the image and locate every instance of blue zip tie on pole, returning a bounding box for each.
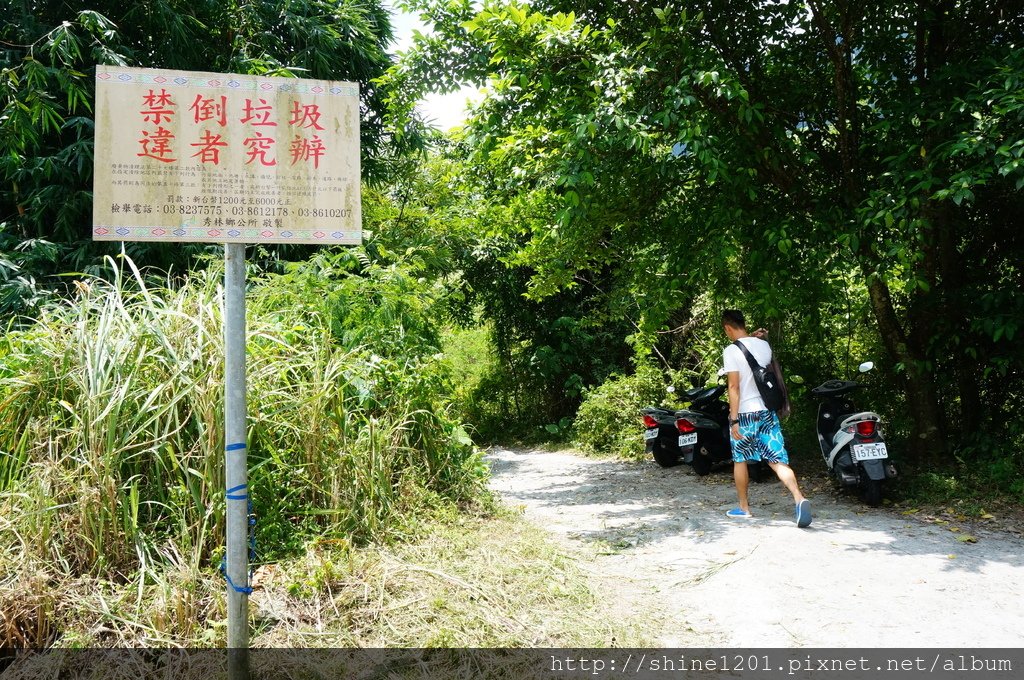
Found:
[221,562,254,595]
[226,483,248,500]
[226,442,246,452]
[221,497,257,594]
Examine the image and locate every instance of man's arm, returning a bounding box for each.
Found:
[727,370,742,440]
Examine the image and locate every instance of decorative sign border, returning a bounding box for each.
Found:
[92,226,356,241]
[95,69,361,98]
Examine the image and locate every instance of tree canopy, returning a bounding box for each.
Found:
[387,0,1024,459]
[1,0,399,315]
[1,0,1022,465]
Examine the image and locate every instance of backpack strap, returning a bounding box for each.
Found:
[732,339,766,372]
[732,339,787,415]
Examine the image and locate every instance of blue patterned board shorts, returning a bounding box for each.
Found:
[731,410,789,464]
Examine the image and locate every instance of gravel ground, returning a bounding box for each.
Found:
[487,447,1024,648]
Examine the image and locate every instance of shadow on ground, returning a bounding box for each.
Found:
[486,447,1024,573]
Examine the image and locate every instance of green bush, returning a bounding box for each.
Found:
[0,256,487,584]
[892,428,1024,508]
[571,363,670,459]
[457,362,553,444]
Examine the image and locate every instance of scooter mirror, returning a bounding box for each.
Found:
[666,386,676,393]
[858,361,875,373]
[789,375,805,385]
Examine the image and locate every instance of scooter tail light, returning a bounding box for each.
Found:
[642,414,658,428]
[675,418,697,434]
[856,420,877,437]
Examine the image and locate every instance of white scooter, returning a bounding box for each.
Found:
[810,362,897,506]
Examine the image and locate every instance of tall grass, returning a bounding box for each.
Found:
[0,255,486,643]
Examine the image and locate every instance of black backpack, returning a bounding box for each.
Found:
[733,340,786,412]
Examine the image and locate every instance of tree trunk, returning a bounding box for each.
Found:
[932,202,982,432]
[810,1,951,461]
[865,274,947,461]
[916,1,980,434]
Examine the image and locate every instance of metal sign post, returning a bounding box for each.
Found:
[224,242,249,668]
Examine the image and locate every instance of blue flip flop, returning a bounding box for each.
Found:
[726,508,753,519]
[795,499,812,528]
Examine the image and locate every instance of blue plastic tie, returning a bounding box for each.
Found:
[226,483,247,500]
[220,561,253,595]
[220,498,257,594]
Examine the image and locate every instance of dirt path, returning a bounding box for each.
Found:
[486,447,1024,648]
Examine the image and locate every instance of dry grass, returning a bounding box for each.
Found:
[249,505,653,648]
[0,505,653,656]
[0,570,60,649]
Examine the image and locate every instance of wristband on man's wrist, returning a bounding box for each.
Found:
[729,418,739,425]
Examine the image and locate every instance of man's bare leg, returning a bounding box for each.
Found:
[768,462,805,504]
[734,461,751,513]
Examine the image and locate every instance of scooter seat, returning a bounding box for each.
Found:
[811,379,861,397]
[683,385,726,403]
[641,407,677,416]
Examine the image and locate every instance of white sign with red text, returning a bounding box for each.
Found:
[93,66,361,244]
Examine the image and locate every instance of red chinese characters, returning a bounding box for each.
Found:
[289,135,326,169]
[190,94,228,127]
[240,98,278,166]
[240,98,278,128]
[137,89,178,163]
[141,88,176,125]
[242,131,277,167]
[191,130,229,165]
[287,101,327,168]
[289,101,325,131]
[134,81,329,170]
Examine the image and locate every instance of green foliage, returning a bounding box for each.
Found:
[440,324,497,427]
[388,0,1024,467]
[952,423,1024,500]
[0,255,487,584]
[898,436,1024,508]
[572,363,667,459]
[456,300,633,442]
[0,227,60,319]
[0,1,401,314]
[442,325,493,392]
[361,136,637,441]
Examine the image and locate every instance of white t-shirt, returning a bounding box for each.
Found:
[722,336,773,414]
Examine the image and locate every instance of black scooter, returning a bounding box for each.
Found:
[641,403,686,468]
[810,362,897,506]
[672,385,733,475]
[642,384,761,476]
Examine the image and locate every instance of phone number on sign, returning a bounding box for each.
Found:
[160,205,291,217]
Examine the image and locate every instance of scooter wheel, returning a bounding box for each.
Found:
[652,441,682,468]
[860,479,883,507]
[691,450,713,476]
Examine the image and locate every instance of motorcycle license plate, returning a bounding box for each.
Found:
[678,433,698,447]
[852,442,888,461]
[644,429,659,440]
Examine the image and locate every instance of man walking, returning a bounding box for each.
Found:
[721,309,811,527]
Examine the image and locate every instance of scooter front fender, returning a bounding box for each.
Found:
[861,459,887,481]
